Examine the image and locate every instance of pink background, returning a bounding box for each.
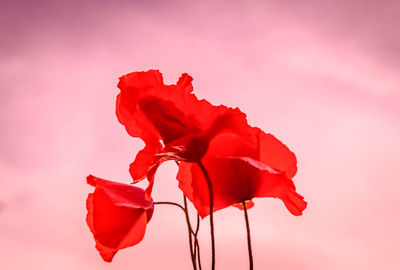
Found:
[1,0,400,269]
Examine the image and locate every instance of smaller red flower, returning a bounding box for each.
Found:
[86,175,154,262]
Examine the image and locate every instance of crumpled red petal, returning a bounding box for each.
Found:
[86,175,154,262]
[117,70,201,145]
[116,70,163,143]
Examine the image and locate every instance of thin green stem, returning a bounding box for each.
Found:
[242,201,253,270]
[197,161,215,270]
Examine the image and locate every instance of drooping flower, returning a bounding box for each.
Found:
[116,70,247,197]
[177,128,307,218]
[86,175,154,262]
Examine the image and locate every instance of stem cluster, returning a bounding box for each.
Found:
[154,162,253,270]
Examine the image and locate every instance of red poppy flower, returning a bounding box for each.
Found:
[116,69,306,217]
[86,175,154,262]
[116,70,248,197]
[177,129,307,218]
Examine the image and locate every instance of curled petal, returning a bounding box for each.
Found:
[86,175,153,262]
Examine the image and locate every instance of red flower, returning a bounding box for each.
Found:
[116,69,306,217]
[177,129,307,218]
[86,175,154,262]
[116,70,247,197]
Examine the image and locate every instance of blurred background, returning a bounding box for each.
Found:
[1,0,399,269]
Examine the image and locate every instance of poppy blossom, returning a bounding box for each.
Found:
[116,69,306,216]
[86,175,154,262]
[177,129,307,218]
[116,70,248,197]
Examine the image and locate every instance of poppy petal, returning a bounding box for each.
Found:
[156,107,249,163]
[177,157,306,218]
[86,193,118,262]
[138,96,200,143]
[86,175,153,262]
[177,73,193,93]
[205,129,297,178]
[116,70,164,142]
[130,141,163,182]
[257,131,298,178]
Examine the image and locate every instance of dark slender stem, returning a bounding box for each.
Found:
[184,195,197,270]
[153,201,185,212]
[174,160,203,269]
[193,214,202,270]
[195,214,200,235]
[154,200,197,269]
[193,237,197,268]
[197,161,215,270]
[242,202,254,270]
[195,236,202,270]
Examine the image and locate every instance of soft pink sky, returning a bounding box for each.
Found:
[1,0,400,269]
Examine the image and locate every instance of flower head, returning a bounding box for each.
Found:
[86,175,154,262]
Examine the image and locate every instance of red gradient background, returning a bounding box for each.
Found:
[1,0,399,269]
